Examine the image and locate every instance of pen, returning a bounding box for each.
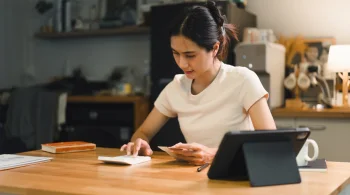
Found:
[197,163,209,172]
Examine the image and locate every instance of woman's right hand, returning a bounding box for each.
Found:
[120,138,153,156]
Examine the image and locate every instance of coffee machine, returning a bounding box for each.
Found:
[234,42,286,109]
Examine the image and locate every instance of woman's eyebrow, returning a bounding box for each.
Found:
[171,48,196,54]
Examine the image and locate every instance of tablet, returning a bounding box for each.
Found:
[207,128,310,186]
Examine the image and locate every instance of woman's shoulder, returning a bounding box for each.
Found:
[221,63,257,81]
[162,74,190,92]
[171,74,191,87]
[173,74,188,83]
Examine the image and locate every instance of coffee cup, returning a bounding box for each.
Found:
[284,73,297,90]
[296,139,319,166]
[297,72,311,91]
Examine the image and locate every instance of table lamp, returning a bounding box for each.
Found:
[327,45,350,107]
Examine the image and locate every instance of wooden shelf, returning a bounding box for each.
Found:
[34,25,149,39]
[272,107,350,118]
[67,95,147,103]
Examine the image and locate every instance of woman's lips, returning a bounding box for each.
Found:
[185,70,193,74]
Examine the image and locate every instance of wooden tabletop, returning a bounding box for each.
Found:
[1,148,350,195]
[272,107,350,118]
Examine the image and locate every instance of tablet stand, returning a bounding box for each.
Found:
[241,141,301,187]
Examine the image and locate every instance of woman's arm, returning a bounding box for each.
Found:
[131,107,170,143]
[248,97,276,130]
[121,107,170,156]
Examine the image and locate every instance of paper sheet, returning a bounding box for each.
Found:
[158,146,192,163]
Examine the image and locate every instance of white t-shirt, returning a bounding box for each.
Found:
[154,63,268,148]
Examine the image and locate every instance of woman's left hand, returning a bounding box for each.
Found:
[169,142,217,165]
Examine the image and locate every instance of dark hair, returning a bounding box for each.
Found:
[169,1,238,61]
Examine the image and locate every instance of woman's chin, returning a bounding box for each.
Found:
[185,74,195,79]
[185,72,195,79]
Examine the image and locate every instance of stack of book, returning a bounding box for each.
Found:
[0,154,52,171]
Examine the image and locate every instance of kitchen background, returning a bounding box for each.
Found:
[1,0,350,90]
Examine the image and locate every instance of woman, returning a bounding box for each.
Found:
[121,1,276,165]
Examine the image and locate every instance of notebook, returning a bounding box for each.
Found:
[299,159,327,172]
[98,155,151,165]
[0,154,52,171]
[41,141,96,153]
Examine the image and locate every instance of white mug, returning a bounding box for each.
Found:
[284,73,297,90]
[297,72,311,91]
[296,139,319,166]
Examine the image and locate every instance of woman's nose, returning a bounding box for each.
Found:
[178,56,188,69]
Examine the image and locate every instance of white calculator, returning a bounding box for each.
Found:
[98,155,151,165]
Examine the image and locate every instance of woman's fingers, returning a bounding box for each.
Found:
[120,139,153,156]
[174,150,204,163]
[170,143,202,151]
[125,142,135,155]
[120,143,134,155]
[133,139,143,156]
[171,149,202,158]
[120,144,127,151]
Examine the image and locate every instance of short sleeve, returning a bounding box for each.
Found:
[154,82,177,118]
[239,68,269,111]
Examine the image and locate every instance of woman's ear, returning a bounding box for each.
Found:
[213,42,220,57]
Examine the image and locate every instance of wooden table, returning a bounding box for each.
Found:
[1,148,350,195]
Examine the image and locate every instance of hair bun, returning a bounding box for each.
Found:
[206,1,224,27]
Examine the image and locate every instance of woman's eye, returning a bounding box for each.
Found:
[186,55,195,58]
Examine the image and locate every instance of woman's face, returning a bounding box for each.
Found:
[171,35,218,80]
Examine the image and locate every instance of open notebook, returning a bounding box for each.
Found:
[0,154,52,171]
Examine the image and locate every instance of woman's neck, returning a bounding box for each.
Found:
[193,59,222,87]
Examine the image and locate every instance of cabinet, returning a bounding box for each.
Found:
[273,108,350,162]
[275,118,296,129]
[60,96,149,148]
[296,118,350,162]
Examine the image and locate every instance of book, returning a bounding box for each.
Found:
[0,154,52,171]
[98,155,151,165]
[41,141,96,154]
[299,159,327,172]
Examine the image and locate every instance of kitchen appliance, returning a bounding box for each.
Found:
[234,42,286,109]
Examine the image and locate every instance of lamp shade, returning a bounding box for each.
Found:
[327,45,350,72]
